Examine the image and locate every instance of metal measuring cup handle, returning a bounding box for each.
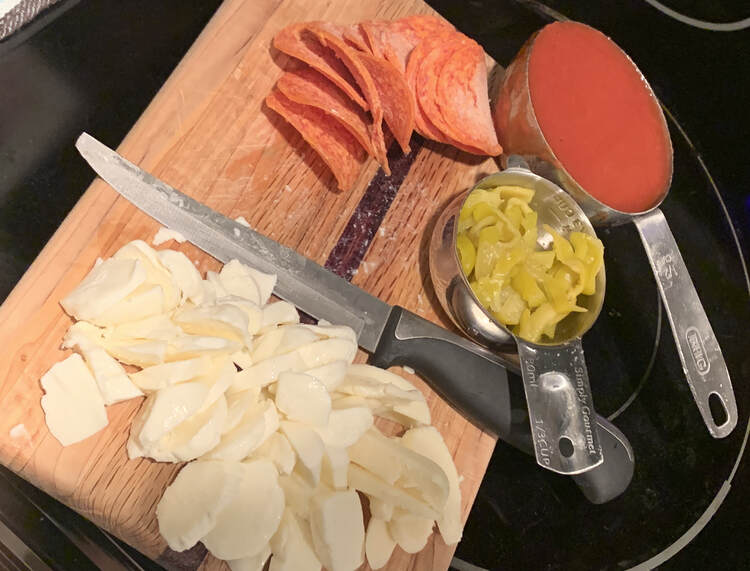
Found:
[516,340,603,474]
[634,210,738,437]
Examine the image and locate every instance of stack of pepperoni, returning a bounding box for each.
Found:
[266,15,502,190]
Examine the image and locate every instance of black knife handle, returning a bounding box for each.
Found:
[369,306,513,437]
[370,306,634,504]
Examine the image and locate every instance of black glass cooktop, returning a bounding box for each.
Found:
[0,0,747,570]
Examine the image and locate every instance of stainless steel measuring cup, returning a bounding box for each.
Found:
[493,32,737,438]
[430,163,605,475]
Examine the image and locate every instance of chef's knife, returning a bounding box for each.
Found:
[76,132,634,502]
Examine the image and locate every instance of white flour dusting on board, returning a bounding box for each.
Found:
[9,423,31,446]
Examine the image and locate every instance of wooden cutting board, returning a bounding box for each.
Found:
[0,0,504,569]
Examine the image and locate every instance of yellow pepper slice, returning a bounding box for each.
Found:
[472,201,498,223]
[492,245,525,280]
[512,266,546,309]
[498,185,535,203]
[475,240,500,279]
[456,234,476,276]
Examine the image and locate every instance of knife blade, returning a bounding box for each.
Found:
[75,133,635,498]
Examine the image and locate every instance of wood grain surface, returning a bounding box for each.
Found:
[0,0,504,569]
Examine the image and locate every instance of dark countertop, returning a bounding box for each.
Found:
[0,1,747,570]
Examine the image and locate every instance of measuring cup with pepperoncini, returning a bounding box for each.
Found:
[430,158,605,475]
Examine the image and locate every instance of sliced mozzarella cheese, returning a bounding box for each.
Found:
[61,320,107,351]
[196,358,236,411]
[104,339,167,367]
[261,301,299,329]
[275,327,321,356]
[94,285,164,326]
[347,464,439,520]
[235,338,353,394]
[158,249,203,305]
[259,399,281,443]
[113,240,180,310]
[129,356,212,391]
[299,323,357,343]
[111,313,182,342]
[314,407,373,448]
[304,360,348,392]
[369,497,394,521]
[220,259,276,306]
[348,429,449,512]
[205,399,276,461]
[218,260,260,305]
[250,327,285,362]
[201,460,284,560]
[275,372,331,426]
[309,490,364,571]
[147,395,228,462]
[365,517,396,569]
[40,354,108,446]
[61,323,142,404]
[388,508,434,554]
[79,346,142,405]
[253,431,295,475]
[229,349,254,370]
[280,421,324,486]
[330,394,384,412]
[321,446,348,489]
[232,351,306,392]
[173,303,250,345]
[218,296,263,335]
[269,509,321,571]
[223,388,260,434]
[128,381,208,450]
[166,334,240,361]
[337,375,423,402]
[388,399,431,427]
[401,426,463,544]
[156,460,243,552]
[200,278,218,305]
[228,544,271,571]
[152,227,186,245]
[278,473,316,520]
[346,364,420,392]
[60,257,146,322]
[297,338,357,368]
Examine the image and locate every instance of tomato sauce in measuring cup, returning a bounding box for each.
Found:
[526,21,672,213]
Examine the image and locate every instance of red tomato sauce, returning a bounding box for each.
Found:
[528,21,672,213]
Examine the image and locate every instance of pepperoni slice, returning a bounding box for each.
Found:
[406,31,499,156]
[356,51,415,153]
[277,67,376,157]
[342,24,370,52]
[274,23,368,110]
[362,15,454,72]
[405,31,456,141]
[310,26,390,173]
[415,34,474,141]
[265,89,365,190]
[309,21,370,52]
[360,21,395,60]
[436,43,502,155]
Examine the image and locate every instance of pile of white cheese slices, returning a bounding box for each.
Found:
[40,239,464,571]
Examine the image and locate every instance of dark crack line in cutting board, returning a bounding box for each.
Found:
[323,137,423,282]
